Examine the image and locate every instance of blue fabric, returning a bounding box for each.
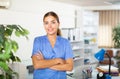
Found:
[32,35,73,79]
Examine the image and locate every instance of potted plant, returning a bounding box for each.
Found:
[112,23,120,48]
[112,23,120,72]
[114,50,120,72]
[0,24,29,79]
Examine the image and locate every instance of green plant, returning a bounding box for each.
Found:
[112,23,120,48]
[114,50,120,72]
[0,24,29,79]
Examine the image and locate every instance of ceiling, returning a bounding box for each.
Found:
[50,0,120,6]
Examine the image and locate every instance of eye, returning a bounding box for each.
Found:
[52,21,56,24]
[51,21,57,24]
[44,22,48,25]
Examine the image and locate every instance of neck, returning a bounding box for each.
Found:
[47,34,57,41]
[47,34,57,48]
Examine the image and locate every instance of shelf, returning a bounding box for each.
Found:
[70,40,83,43]
[83,24,97,27]
[84,44,97,46]
[84,33,97,37]
[73,57,84,61]
[82,10,98,68]
[72,48,84,51]
[62,10,98,77]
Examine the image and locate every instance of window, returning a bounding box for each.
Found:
[98,10,120,48]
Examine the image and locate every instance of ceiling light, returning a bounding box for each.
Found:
[0,0,11,9]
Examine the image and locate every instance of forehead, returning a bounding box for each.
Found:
[44,15,56,21]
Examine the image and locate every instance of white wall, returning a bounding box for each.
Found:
[0,1,82,78]
[0,0,81,64]
[10,0,78,29]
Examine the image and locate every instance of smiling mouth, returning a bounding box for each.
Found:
[48,28,53,32]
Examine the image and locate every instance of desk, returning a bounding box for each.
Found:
[91,69,120,79]
[67,67,120,79]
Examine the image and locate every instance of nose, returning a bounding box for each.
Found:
[48,23,52,28]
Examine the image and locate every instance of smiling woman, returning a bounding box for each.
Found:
[31,11,74,79]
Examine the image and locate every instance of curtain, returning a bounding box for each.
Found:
[98,10,120,48]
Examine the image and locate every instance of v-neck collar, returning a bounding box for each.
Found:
[45,35,58,49]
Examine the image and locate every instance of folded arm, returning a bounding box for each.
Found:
[49,58,73,71]
[32,53,73,71]
[32,53,65,69]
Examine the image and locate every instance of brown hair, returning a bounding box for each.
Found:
[43,11,61,36]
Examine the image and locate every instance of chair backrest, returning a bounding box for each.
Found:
[104,50,113,58]
[99,49,114,65]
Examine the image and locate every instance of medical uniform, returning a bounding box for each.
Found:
[32,35,73,79]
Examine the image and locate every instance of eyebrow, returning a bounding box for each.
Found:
[44,20,57,22]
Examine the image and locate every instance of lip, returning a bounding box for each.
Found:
[48,28,54,32]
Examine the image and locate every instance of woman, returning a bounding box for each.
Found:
[32,11,73,79]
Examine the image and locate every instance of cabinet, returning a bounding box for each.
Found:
[61,28,84,59]
[61,27,84,78]
[76,10,99,64]
[61,10,99,64]
[83,10,99,63]
[61,27,85,77]
[61,10,99,78]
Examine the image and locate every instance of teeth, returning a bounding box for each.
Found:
[48,29,53,31]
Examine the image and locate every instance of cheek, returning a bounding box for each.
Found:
[53,24,59,29]
[44,26,48,32]
[44,24,49,29]
[53,26,58,32]
[53,26,58,29]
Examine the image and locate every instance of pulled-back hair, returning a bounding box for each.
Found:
[43,11,61,36]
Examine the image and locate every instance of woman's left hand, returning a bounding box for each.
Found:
[33,52,44,60]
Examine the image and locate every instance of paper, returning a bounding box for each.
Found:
[97,65,119,72]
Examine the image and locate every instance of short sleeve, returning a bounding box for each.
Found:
[65,40,74,60]
[32,37,40,56]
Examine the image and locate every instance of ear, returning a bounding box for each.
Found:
[58,22,60,28]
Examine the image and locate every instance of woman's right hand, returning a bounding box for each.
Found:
[54,58,65,65]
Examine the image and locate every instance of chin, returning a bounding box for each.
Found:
[48,33,56,35]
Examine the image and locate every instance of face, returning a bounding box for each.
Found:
[44,15,59,35]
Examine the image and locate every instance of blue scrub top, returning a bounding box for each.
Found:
[32,35,73,79]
